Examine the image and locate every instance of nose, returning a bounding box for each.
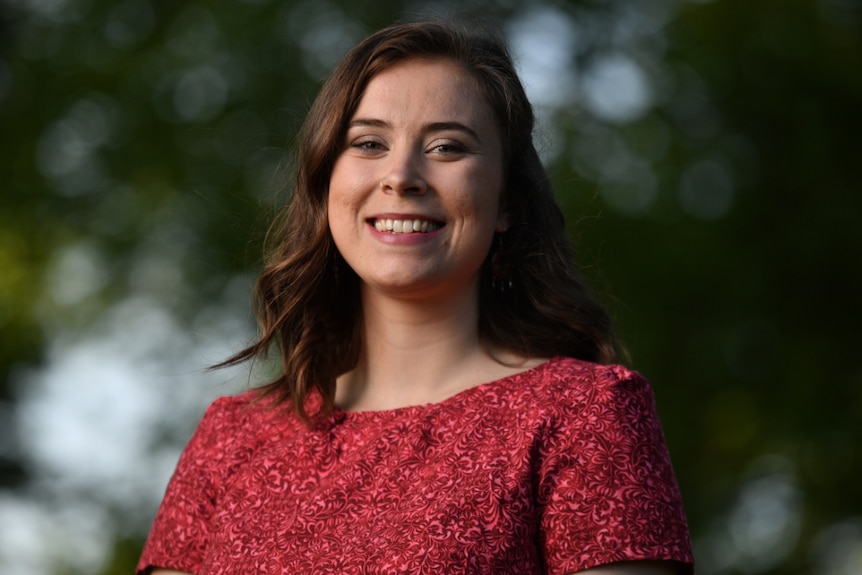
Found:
[380,148,427,195]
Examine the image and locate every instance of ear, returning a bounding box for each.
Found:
[495,210,510,233]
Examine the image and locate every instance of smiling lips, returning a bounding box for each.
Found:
[372,218,442,234]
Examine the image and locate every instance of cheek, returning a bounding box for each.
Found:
[327,171,351,220]
[328,196,350,241]
[464,173,504,221]
[327,185,361,256]
[328,161,366,210]
[328,210,350,261]
[328,194,360,237]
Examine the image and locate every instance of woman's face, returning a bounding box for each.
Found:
[328,58,507,301]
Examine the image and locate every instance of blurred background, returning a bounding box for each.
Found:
[1,0,860,573]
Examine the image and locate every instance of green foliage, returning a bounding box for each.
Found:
[98,538,145,575]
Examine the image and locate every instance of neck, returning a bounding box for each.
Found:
[335,280,493,411]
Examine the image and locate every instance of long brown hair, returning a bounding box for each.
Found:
[221,21,617,422]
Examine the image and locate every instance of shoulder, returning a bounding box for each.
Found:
[180,391,294,471]
[514,357,668,455]
[538,356,644,382]
[195,391,269,439]
[525,356,653,409]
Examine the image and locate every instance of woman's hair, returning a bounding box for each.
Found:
[222,20,617,422]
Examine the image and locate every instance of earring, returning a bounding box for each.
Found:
[490,234,514,292]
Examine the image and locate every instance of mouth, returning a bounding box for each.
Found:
[369,217,443,234]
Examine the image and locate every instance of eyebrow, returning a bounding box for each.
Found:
[348,118,390,129]
[347,118,481,141]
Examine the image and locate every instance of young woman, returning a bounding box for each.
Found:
[139,21,694,575]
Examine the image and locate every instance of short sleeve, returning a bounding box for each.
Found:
[137,396,244,575]
[537,368,694,575]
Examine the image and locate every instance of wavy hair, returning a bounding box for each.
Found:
[221,20,617,422]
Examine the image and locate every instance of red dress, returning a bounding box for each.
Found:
[138,357,694,574]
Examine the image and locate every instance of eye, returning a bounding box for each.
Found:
[428,141,468,156]
[349,137,387,153]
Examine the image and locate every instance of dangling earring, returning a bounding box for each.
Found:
[490,234,513,292]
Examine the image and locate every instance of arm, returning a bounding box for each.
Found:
[537,366,693,575]
[138,396,249,575]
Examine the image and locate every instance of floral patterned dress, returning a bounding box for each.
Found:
[138,357,694,574]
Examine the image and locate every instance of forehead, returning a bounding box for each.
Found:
[352,58,495,125]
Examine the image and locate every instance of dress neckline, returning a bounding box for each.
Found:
[329,356,562,421]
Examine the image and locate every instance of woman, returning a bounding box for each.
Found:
[139,21,694,575]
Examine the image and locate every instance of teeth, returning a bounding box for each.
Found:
[374,218,439,234]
